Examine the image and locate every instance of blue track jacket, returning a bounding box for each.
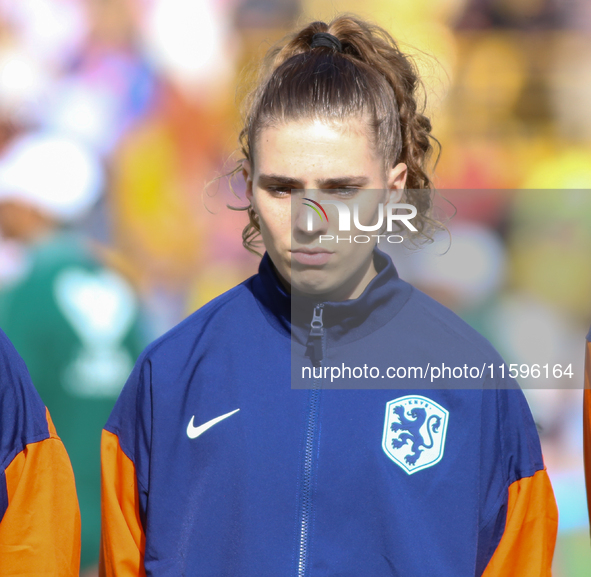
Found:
[100,248,557,577]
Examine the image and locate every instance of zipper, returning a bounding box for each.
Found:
[297,303,324,577]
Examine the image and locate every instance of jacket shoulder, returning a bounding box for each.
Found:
[103,277,258,471]
[134,276,258,369]
[404,286,506,365]
[0,329,50,468]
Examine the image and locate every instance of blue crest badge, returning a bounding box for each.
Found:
[382,395,449,475]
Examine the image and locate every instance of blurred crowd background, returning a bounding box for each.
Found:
[0,0,589,575]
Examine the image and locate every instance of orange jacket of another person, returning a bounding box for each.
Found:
[585,328,591,534]
[0,328,80,575]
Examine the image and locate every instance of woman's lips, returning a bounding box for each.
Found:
[291,249,333,266]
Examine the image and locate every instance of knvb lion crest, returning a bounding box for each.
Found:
[382,395,449,475]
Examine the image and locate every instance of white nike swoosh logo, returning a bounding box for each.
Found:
[186,408,240,439]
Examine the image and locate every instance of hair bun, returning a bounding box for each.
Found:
[309,32,343,53]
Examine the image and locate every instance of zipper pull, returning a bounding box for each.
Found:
[310,303,324,361]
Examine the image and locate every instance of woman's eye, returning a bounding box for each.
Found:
[268,187,291,197]
[334,187,359,197]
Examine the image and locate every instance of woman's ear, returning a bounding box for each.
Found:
[242,159,253,203]
[386,162,407,204]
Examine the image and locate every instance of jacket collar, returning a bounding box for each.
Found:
[252,247,413,346]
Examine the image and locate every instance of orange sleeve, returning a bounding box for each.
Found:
[0,408,81,576]
[481,468,558,577]
[99,429,146,577]
[584,340,591,534]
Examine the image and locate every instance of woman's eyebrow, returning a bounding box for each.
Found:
[257,174,304,188]
[257,174,370,188]
[316,176,370,187]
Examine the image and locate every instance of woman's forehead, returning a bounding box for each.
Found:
[253,117,381,174]
[259,116,369,140]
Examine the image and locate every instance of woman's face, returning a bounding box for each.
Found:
[243,117,407,300]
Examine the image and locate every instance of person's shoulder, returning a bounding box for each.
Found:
[0,328,37,390]
[404,285,505,364]
[0,329,50,460]
[104,277,258,435]
[140,275,258,364]
[0,327,21,362]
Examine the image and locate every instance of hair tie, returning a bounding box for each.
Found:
[310,32,343,53]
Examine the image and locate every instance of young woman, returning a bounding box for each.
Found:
[100,15,558,576]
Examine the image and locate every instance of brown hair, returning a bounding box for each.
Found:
[227,13,441,256]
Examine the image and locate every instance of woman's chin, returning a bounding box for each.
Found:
[291,275,339,299]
